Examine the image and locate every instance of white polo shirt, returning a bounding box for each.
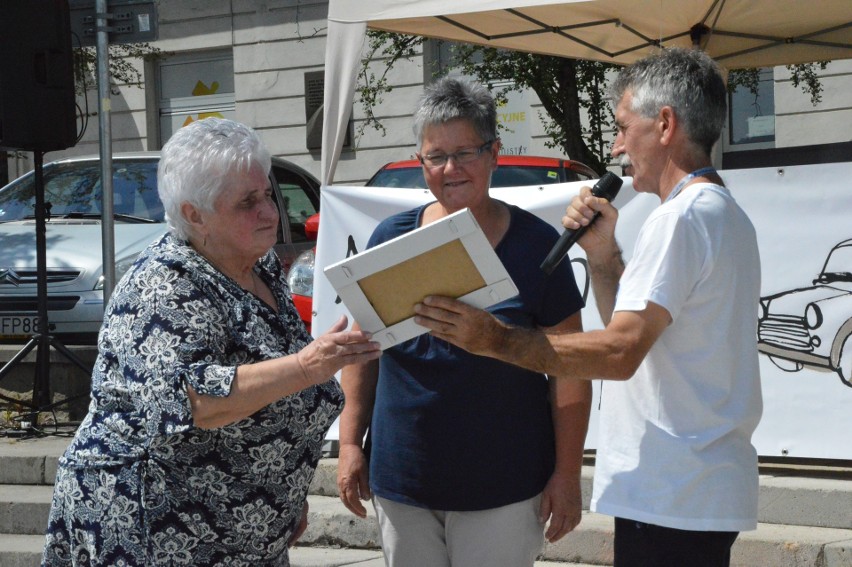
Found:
[591,183,763,532]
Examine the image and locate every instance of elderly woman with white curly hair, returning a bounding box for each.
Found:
[42,117,380,566]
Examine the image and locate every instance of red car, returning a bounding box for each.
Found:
[366,155,596,188]
[287,155,598,332]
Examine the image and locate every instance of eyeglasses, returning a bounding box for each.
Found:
[418,140,495,169]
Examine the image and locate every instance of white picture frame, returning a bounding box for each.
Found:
[324,208,518,349]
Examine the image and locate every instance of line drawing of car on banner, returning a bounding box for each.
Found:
[757,238,852,388]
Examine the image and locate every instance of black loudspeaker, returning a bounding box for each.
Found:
[0,0,77,152]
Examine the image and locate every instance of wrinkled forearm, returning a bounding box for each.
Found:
[189,354,314,429]
[487,322,640,381]
[485,242,626,375]
[587,244,625,325]
[338,358,379,448]
[550,377,592,474]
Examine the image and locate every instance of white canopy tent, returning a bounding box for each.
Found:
[321,0,852,185]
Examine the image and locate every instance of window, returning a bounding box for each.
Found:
[271,162,319,245]
[157,51,236,145]
[729,68,775,147]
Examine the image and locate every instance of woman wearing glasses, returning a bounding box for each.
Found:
[336,77,592,567]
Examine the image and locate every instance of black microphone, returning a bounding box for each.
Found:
[540,171,624,275]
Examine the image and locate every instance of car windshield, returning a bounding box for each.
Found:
[367,167,428,189]
[493,165,568,185]
[367,164,587,189]
[0,159,164,223]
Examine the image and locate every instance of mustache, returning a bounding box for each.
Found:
[618,155,632,169]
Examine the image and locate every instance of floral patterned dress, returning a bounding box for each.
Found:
[42,233,343,566]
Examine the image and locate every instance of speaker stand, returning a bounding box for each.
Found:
[0,151,92,437]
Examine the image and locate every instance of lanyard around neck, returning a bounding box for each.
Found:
[664,166,717,203]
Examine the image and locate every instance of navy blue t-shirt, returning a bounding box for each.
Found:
[367,202,585,511]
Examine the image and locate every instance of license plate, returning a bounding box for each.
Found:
[0,315,38,338]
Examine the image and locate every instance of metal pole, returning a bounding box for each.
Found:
[32,151,51,412]
[96,0,115,303]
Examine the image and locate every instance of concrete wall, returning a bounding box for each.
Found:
[774,59,852,147]
[0,345,97,426]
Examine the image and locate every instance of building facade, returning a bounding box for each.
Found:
[5,0,851,183]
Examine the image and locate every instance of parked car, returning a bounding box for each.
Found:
[287,155,598,332]
[758,238,852,387]
[0,152,320,345]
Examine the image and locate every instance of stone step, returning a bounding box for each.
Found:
[310,460,852,532]
[5,496,851,567]
[299,495,852,567]
[0,436,66,485]
[0,484,54,535]
[2,443,852,532]
[0,534,46,567]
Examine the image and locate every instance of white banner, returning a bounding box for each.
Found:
[315,162,852,461]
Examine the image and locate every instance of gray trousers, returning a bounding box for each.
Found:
[373,493,545,567]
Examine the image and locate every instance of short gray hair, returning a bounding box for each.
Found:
[157,118,271,240]
[610,47,727,155]
[412,77,498,146]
